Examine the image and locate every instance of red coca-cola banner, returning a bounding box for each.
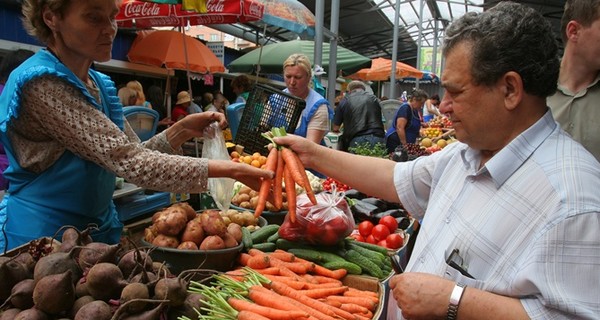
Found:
[116,0,264,28]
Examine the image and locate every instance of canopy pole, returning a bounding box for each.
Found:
[314,0,324,72]
[390,0,401,99]
[327,0,340,105]
[415,0,425,90]
[181,22,193,97]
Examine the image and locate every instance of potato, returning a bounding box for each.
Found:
[154,207,188,236]
[152,234,179,248]
[199,236,226,250]
[171,202,197,221]
[180,220,204,246]
[177,241,198,250]
[238,186,252,195]
[221,233,238,248]
[226,223,243,243]
[240,211,258,226]
[249,190,259,199]
[221,216,231,226]
[236,193,250,203]
[249,196,259,209]
[200,210,227,236]
[265,201,276,212]
[231,194,241,206]
[239,201,252,209]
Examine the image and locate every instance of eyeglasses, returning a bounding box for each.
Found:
[446,249,474,279]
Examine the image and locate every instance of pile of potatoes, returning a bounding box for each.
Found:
[231,185,289,212]
[0,224,208,320]
[144,203,244,251]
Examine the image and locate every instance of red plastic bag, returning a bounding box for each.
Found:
[278,189,355,246]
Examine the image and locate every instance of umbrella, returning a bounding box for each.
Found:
[127,29,225,74]
[349,57,424,81]
[227,40,371,76]
[251,0,316,37]
[117,0,264,28]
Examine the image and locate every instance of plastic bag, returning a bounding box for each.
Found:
[201,122,235,211]
[278,187,355,246]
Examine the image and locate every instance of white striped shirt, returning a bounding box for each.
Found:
[389,111,600,319]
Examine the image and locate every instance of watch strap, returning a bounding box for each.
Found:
[447,282,466,320]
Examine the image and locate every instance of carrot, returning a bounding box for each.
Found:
[312,264,347,280]
[339,303,371,315]
[301,273,319,284]
[273,148,284,210]
[248,248,267,257]
[281,148,317,205]
[228,297,309,320]
[263,275,307,290]
[271,249,296,262]
[325,295,377,311]
[238,253,252,266]
[237,310,272,320]
[255,147,278,217]
[323,299,342,308]
[284,162,297,223]
[270,256,311,275]
[311,275,343,285]
[298,286,348,299]
[346,287,379,300]
[254,266,281,275]
[302,282,343,290]
[247,254,271,269]
[270,281,357,320]
[252,285,337,320]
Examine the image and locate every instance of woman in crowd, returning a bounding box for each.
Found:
[146,84,174,131]
[385,89,428,153]
[126,80,152,108]
[117,86,137,107]
[172,91,191,122]
[282,53,333,145]
[231,74,252,103]
[0,0,272,251]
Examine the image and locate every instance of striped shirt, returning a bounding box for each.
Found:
[389,111,600,319]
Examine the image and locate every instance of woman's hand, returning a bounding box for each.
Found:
[166,112,227,148]
[208,160,274,192]
[272,134,318,168]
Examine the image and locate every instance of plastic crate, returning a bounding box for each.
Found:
[234,84,306,156]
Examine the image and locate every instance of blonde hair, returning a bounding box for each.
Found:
[283,54,312,78]
[126,80,146,105]
[21,0,71,45]
[118,87,137,106]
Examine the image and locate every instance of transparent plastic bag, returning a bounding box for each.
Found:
[278,186,354,246]
[202,122,235,211]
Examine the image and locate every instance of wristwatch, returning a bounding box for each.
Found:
[447,282,466,320]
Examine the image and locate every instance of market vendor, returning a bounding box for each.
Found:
[0,0,272,252]
[273,2,600,319]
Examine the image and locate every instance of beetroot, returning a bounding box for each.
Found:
[70,295,95,319]
[118,248,153,279]
[153,277,187,307]
[57,225,95,253]
[32,270,75,315]
[77,242,121,269]
[0,279,35,310]
[73,300,111,320]
[85,262,128,301]
[120,302,165,320]
[13,308,49,320]
[0,256,30,301]
[167,292,207,320]
[120,283,150,314]
[0,308,21,320]
[33,250,81,284]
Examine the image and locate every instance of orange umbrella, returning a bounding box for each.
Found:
[127,29,225,74]
[349,57,424,81]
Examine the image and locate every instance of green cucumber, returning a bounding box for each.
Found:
[275,239,316,251]
[346,242,386,266]
[322,260,362,275]
[343,249,384,279]
[250,224,280,244]
[251,242,277,252]
[287,248,323,262]
[346,239,390,256]
[241,226,253,250]
[267,231,280,243]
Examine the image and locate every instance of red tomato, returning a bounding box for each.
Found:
[371,224,391,242]
[358,221,375,237]
[366,234,377,244]
[386,233,403,249]
[377,239,388,248]
[379,216,399,233]
[350,233,365,242]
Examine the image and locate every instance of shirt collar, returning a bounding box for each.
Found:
[556,73,600,97]
[461,110,556,188]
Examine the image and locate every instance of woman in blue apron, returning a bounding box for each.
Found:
[385,89,429,153]
[0,0,271,252]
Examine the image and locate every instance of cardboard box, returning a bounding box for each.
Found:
[342,274,386,319]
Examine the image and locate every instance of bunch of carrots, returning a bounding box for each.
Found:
[187,248,379,320]
[255,127,317,222]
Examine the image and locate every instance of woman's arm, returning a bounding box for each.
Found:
[395,117,408,145]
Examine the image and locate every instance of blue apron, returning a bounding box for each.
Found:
[0,49,124,251]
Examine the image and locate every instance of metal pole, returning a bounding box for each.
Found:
[432,19,439,77]
[327,0,340,105]
[416,0,425,89]
[390,0,401,99]
[314,0,324,71]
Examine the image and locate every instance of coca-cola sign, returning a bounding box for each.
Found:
[205,0,226,13]
[247,2,263,18]
[121,2,163,18]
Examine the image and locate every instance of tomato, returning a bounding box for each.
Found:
[377,239,388,248]
[371,224,391,242]
[386,233,403,249]
[366,234,377,244]
[350,233,365,242]
[358,221,374,237]
[379,215,399,233]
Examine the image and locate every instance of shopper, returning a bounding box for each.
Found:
[282,53,333,145]
[332,80,385,152]
[231,74,252,103]
[384,89,428,153]
[126,80,152,109]
[273,2,600,319]
[548,0,600,161]
[0,0,272,251]
[172,91,191,122]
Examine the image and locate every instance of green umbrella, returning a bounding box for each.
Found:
[227,40,372,76]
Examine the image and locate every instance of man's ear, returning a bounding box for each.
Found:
[501,71,523,111]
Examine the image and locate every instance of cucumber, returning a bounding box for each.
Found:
[275,239,316,251]
[287,248,323,262]
[318,251,348,264]
[267,231,280,243]
[251,242,277,252]
[241,226,253,250]
[250,224,280,244]
[346,239,390,256]
[346,242,386,266]
[322,260,362,275]
[343,249,384,279]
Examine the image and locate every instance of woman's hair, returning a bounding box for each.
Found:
[22,0,71,45]
[282,53,312,78]
[118,87,137,106]
[231,74,252,92]
[0,48,35,83]
[409,88,429,101]
[147,85,164,111]
[443,1,559,98]
[126,80,146,104]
